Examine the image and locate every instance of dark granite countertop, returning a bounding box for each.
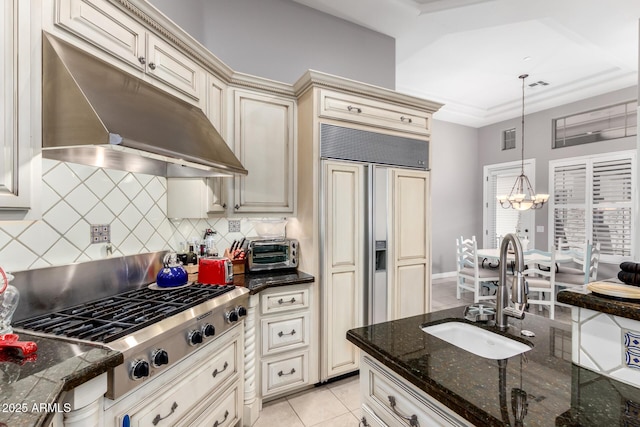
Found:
[557,288,640,321]
[347,307,640,426]
[234,269,315,294]
[0,333,122,427]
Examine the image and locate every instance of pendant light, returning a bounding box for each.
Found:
[497,74,549,210]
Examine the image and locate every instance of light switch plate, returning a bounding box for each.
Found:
[228,220,241,233]
[91,224,111,243]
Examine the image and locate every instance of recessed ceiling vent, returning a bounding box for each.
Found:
[528,80,550,87]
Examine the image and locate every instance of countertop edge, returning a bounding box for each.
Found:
[557,289,640,321]
[0,347,122,427]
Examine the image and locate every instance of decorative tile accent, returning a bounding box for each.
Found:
[625,331,640,370]
[573,307,640,389]
[0,161,260,273]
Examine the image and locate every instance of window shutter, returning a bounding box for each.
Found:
[550,151,635,262]
[487,172,521,248]
[552,164,587,248]
[592,158,633,256]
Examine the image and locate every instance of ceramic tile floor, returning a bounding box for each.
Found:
[253,276,571,426]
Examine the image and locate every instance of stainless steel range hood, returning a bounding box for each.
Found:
[42,33,247,177]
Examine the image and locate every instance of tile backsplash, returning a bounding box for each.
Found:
[0,159,257,273]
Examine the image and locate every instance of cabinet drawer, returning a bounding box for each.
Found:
[362,356,469,427]
[262,351,309,397]
[262,312,310,355]
[261,287,310,315]
[319,89,430,136]
[176,381,240,427]
[360,403,388,427]
[129,339,238,426]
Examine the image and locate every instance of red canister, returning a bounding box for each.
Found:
[198,257,233,285]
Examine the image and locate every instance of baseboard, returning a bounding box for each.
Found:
[432,271,457,280]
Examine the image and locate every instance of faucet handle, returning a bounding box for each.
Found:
[503,304,526,320]
[511,273,528,305]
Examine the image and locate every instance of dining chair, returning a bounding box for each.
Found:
[522,248,556,320]
[555,241,601,287]
[456,236,499,303]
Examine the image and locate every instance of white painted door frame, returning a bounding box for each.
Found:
[483,159,537,249]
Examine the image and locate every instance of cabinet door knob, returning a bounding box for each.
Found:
[234,204,240,210]
[222,203,227,209]
[148,62,157,70]
[138,56,146,65]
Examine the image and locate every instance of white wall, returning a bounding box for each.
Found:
[148,0,396,89]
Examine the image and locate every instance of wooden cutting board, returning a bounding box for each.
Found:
[587,281,640,300]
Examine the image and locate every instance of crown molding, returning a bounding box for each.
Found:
[294,70,443,113]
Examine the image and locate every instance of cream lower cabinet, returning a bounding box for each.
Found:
[258,284,316,399]
[103,325,243,427]
[0,0,40,212]
[322,161,365,379]
[232,89,296,215]
[389,169,431,319]
[360,354,469,427]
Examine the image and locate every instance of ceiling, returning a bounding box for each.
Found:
[291,0,640,127]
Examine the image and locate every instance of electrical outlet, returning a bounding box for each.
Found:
[91,224,111,243]
[228,220,241,233]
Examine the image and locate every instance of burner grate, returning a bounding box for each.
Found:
[14,284,236,343]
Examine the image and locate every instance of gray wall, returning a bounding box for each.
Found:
[148,0,396,88]
[430,120,481,275]
[476,86,637,276]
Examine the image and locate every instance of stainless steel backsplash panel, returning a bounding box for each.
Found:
[10,251,167,321]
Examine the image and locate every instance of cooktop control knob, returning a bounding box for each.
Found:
[202,323,216,337]
[188,330,203,346]
[225,310,239,323]
[236,306,247,318]
[151,349,169,367]
[130,359,150,380]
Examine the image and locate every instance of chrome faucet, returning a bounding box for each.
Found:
[496,233,528,330]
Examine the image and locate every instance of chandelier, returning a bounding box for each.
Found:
[497,74,549,211]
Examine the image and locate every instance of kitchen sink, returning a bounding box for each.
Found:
[421,321,532,360]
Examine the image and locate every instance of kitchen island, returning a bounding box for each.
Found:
[347,306,640,426]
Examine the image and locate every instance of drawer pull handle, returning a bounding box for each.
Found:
[212,361,229,378]
[278,329,296,337]
[347,105,362,113]
[278,297,296,305]
[388,396,419,427]
[278,368,296,377]
[152,401,178,425]
[400,116,413,123]
[212,410,229,427]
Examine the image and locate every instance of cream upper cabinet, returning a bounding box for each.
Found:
[0,0,40,212]
[232,89,296,214]
[52,0,206,108]
[322,160,365,379]
[389,169,431,320]
[319,89,431,137]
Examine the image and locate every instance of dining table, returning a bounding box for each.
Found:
[476,248,574,266]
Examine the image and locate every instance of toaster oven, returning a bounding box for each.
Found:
[247,238,298,272]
